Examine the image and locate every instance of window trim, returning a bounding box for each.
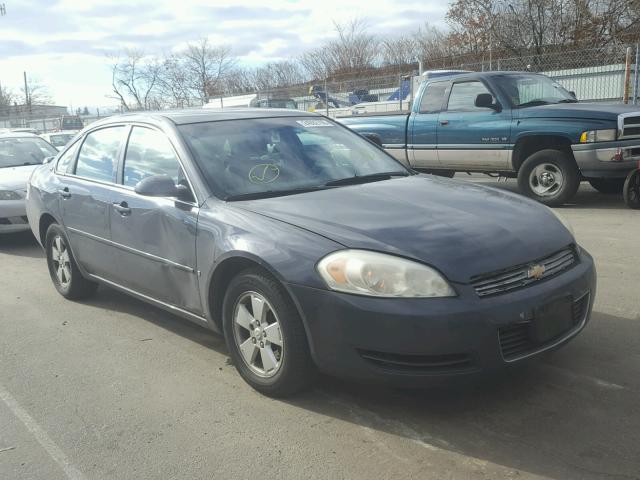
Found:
[54,138,81,174]
[69,124,128,184]
[444,79,497,113]
[119,123,199,206]
[419,81,450,114]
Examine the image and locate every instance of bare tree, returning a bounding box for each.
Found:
[180,38,237,104]
[20,77,52,106]
[300,19,380,79]
[109,50,163,111]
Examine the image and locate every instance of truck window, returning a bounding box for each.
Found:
[446,81,493,111]
[420,83,448,113]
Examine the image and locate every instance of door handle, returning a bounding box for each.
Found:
[439,120,449,126]
[58,187,71,199]
[113,201,131,216]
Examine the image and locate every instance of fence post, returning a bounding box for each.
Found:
[398,74,403,111]
[633,44,639,105]
[624,46,632,104]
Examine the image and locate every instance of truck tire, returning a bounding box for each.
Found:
[623,170,640,209]
[588,178,625,194]
[517,149,580,206]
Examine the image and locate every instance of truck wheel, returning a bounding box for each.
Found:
[623,170,640,209]
[588,178,625,194]
[517,149,580,206]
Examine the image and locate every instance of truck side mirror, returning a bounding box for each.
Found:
[569,91,577,99]
[362,133,383,147]
[475,93,498,110]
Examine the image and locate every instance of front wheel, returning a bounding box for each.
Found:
[45,224,98,300]
[588,178,625,194]
[623,170,640,209]
[517,149,580,206]
[222,268,314,397]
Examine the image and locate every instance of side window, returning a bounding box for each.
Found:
[123,127,183,188]
[55,141,80,174]
[446,81,493,111]
[420,82,448,113]
[75,127,125,182]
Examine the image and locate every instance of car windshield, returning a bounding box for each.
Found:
[493,74,576,107]
[49,134,74,147]
[0,137,58,168]
[178,117,409,200]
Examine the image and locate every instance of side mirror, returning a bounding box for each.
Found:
[362,132,383,147]
[134,174,188,199]
[475,93,499,110]
[43,156,55,165]
[569,90,577,100]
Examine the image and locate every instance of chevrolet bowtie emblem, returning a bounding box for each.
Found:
[527,264,546,280]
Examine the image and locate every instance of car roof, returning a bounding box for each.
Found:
[93,108,318,127]
[0,132,40,139]
[428,71,545,83]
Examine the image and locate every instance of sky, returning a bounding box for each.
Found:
[0,0,448,111]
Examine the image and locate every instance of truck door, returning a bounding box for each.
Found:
[437,80,512,170]
[408,81,448,168]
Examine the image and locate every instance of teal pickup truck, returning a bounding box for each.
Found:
[340,71,640,206]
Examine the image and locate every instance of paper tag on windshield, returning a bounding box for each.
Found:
[296,119,333,128]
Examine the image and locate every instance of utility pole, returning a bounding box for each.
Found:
[0,3,6,16]
[23,71,30,109]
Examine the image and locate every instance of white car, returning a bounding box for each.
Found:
[1,133,58,233]
[40,131,77,151]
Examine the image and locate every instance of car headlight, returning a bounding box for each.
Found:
[0,190,22,201]
[548,207,574,236]
[579,129,616,143]
[317,250,456,298]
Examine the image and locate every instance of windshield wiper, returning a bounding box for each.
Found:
[225,186,328,201]
[324,171,410,187]
[517,100,551,108]
[558,98,578,103]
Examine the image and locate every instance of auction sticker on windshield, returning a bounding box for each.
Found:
[296,119,333,128]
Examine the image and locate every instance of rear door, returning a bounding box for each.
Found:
[109,125,202,314]
[408,81,448,168]
[58,126,126,278]
[437,80,512,170]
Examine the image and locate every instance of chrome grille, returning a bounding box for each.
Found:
[620,114,640,139]
[472,247,577,297]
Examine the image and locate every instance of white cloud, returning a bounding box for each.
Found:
[0,0,448,107]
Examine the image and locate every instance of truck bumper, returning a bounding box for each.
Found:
[572,141,639,178]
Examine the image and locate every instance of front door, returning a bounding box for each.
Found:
[437,80,513,170]
[408,81,448,168]
[59,126,127,278]
[108,126,202,314]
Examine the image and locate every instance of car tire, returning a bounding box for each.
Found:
[517,149,580,206]
[588,178,625,194]
[623,170,640,209]
[222,268,315,397]
[45,224,98,300]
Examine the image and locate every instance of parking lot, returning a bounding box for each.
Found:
[0,178,638,480]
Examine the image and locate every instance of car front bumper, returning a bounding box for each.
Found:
[0,198,30,233]
[572,140,640,178]
[288,249,596,386]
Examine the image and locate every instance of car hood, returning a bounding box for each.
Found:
[0,164,39,191]
[233,175,575,283]
[517,102,640,122]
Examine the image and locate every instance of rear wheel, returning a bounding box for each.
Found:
[623,170,640,209]
[517,149,580,206]
[588,178,625,194]
[222,268,314,397]
[45,224,98,300]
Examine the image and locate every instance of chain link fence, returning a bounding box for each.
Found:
[237,43,639,117]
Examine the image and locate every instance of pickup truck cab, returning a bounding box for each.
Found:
[340,71,640,205]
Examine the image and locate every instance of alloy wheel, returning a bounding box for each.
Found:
[232,291,284,378]
[51,235,72,288]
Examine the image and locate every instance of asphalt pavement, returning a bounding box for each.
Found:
[0,178,638,480]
